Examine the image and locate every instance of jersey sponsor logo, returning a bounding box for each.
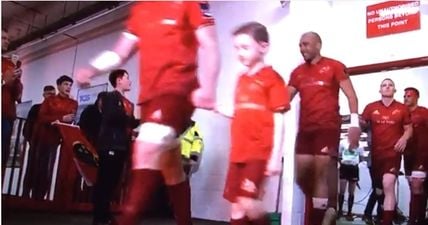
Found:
[241,178,257,193]
[199,1,213,17]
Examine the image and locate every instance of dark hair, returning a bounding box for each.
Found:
[43,85,55,92]
[109,69,128,88]
[404,87,420,97]
[56,75,73,85]
[233,22,269,43]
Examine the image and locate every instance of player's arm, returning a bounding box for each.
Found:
[195,24,221,99]
[394,123,412,152]
[288,85,298,101]
[340,78,361,149]
[266,79,290,176]
[340,78,358,115]
[76,32,139,85]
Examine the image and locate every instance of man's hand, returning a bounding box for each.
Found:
[2,69,19,84]
[14,68,22,78]
[191,88,216,110]
[347,126,361,149]
[62,114,75,123]
[75,68,95,88]
[265,159,281,176]
[394,137,407,153]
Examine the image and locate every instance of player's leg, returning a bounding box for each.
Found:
[159,95,195,225]
[315,129,340,225]
[409,168,426,225]
[346,179,357,220]
[235,160,269,225]
[117,97,183,225]
[225,163,250,225]
[381,156,400,225]
[338,164,347,217]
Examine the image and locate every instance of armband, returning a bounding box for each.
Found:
[350,113,359,128]
[90,50,121,71]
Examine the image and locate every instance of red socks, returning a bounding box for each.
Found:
[382,210,394,225]
[167,179,192,225]
[117,169,163,225]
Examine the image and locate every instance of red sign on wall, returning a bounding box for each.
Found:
[366,1,421,38]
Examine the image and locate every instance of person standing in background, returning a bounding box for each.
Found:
[2,29,23,176]
[181,120,204,177]
[403,87,428,225]
[78,91,107,148]
[361,78,412,225]
[92,69,138,225]
[337,135,364,221]
[22,85,56,197]
[31,75,77,200]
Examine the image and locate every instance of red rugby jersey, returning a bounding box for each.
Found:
[289,57,348,131]
[127,1,215,103]
[362,100,411,159]
[230,66,290,162]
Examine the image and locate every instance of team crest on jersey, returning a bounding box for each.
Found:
[319,65,331,74]
[199,1,213,18]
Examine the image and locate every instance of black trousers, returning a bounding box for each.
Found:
[93,150,128,223]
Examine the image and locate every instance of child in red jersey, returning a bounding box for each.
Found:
[220,22,290,225]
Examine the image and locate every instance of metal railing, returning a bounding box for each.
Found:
[1,117,126,212]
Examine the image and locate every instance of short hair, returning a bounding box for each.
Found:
[43,85,55,92]
[232,21,269,43]
[381,78,395,86]
[404,87,420,97]
[56,75,73,85]
[109,69,128,87]
[303,31,322,45]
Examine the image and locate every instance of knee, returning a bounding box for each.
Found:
[382,181,395,193]
[312,197,328,210]
[231,203,246,219]
[236,197,264,220]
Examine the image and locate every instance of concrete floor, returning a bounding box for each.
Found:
[1,210,411,225]
[1,210,228,225]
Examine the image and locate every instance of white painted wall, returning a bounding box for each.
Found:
[14,0,428,224]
